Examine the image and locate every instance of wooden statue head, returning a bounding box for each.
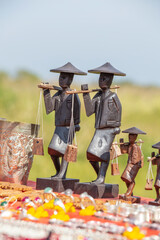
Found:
[98,73,114,90]
[59,72,74,89]
[129,134,138,144]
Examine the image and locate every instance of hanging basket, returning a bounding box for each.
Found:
[64,93,78,163]
[145,160,154,190]
[64,144,77,162]
[145,178,154,190]
[33,137,44,156]
[110,143,121,176]
[33,89,44,156]
[111,162,120,176]
[110,144,121,160]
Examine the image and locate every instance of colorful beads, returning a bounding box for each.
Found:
[22,197,30,203]
[50,212,70,221]
[0,201,8,207]
[44,187,53,193]
[64,202,75,213]
[123,226,145,240]
[27,206,49,218]
[79,206,96,216]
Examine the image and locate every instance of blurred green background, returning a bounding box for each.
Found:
[0,71,160,199]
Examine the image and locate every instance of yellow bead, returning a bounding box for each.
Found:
[42,211,49,218]
[27,207,35,215]
[37,206,44,212]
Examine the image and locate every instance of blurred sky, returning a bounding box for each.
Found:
[0,0,160,85]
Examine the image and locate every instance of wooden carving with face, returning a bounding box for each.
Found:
[59,72,74,89]
[98,73,114,90]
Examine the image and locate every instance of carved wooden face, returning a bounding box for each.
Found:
[99,73,114,90]
[129,134,137,144]
[59,72,74,88]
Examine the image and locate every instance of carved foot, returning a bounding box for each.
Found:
[119,193,140,203]
[52,173,66,179]
[51,173,59,178]
[125,193,132,198]
[119,194,131,202]
[92,177,104,184]
[119,194,125,200]
[154,198,160,202]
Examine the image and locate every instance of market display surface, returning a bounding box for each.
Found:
[0,181,159,240]
[1,62,160,240]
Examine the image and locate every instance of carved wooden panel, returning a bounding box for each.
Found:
[0,120,39,185]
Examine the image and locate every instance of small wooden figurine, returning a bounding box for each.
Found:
[148,142,160,206]
[119,127,146,203]
[38,62,86,179]
[81,62,126,184]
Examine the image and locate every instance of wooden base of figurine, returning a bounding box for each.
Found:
[119,194,141,203]
[74,182,119,199]
[148,200,160,206]
[36,178,79,192]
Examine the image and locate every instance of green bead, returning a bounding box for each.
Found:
[0,201,8,206]
[44,187,52,193]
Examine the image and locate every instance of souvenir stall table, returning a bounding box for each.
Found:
[0,62,160,239]
[0,181,160,240]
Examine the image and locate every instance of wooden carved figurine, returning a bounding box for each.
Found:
[148,142,160,206]
[40,62,86,179]
[81,62,126,184]
[119,127,146,202]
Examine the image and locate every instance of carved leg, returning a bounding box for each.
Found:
[50,155,60,178]
[125,182,133,196]
[155,186,160,202]
[125,181,135,197]
[53,157,68,179]
[89,161,99,175]
[92,159,110,184]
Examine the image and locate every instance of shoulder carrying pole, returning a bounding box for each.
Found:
[38,83,62,91]
[65,85,120,95]
[147,156,158,162]
[113,140,144,146]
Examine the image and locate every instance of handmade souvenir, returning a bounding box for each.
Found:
[32,90,44,156]
[148,142,160,206]
[63,94,78,162]
[0,120,38,185]
[64,144,77,162]
[119,127,146,203]
[80,62,125,184]
[110,143,121,161]
[33,138,44,155]
[110,143,121,175]
[36,63,86,191]
[111,162,120,176]
[145,160,154,190]
[74,62,125,198]
[38,62,86,179]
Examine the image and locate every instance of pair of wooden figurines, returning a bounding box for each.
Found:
[39,61,124,186]
[37,61,160,205]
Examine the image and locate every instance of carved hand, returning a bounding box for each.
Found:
[42,82,50,94]
[75,124,80,132]
[81,84,88,91]
[120,138,124,143]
